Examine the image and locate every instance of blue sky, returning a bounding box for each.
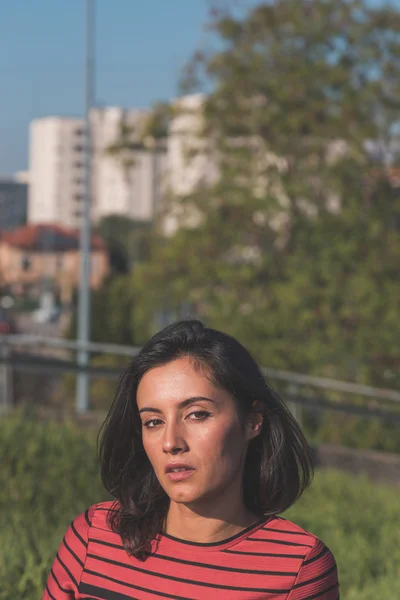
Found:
[0,0,211,174]
[0,0,394,175]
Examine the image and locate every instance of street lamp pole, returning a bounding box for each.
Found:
[76,0,95,413]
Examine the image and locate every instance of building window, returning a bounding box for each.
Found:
[74,194,83,202]
[73,145,84,152]
[74,161,83,169]
[75,128,84,136]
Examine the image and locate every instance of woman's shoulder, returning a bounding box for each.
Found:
[88,499,117,517]
[238,514,336,561]
[267,518,338,599]
[235,516,339,598]
[69,500,117,535]
[267,515,323,542]
[264,515,336,555]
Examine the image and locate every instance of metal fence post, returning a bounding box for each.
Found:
[288,383,302,427]
[0,342,13,415]
[76,0,95,414]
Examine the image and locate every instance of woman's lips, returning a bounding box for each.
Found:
[166,468,195,482]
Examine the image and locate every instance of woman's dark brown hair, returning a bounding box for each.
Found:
[99,319,313,560]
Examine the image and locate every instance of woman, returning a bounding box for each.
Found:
[43,320,339,599]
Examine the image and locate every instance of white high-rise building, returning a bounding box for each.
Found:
[90,107,166,223]
[28,117,85,227]
[28,108,167,228]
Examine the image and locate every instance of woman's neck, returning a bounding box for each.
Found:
[164,498,259,544]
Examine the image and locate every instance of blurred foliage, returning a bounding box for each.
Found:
[68,275,137,346]
[1,414,400,599]
[302,408,400,453]
[95,214,152,275]
[67,214,154,347]
[285,469,400,598]
[53,0,400,454]
[140,101,174,142]
[0,413,107,599]
[116,0,400,390]
[60,355,124,412]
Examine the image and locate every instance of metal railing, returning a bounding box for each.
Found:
[1,334,399,421]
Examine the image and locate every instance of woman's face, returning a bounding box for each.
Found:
[136,356,262,509]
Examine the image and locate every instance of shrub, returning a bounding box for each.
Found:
[1,413,399,599]
[0,412,107,599]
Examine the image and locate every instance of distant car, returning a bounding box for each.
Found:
[0,308,18,335]
[33,306,61,324]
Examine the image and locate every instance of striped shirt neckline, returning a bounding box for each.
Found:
[158,515,273,551]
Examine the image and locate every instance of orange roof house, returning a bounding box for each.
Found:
[0,224,109,302]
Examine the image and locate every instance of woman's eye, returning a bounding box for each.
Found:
[143,418,162,429]
[188,411,211,421]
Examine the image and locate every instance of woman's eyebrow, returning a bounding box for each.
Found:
[139,396,216,414]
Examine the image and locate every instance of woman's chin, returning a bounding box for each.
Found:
[167,486,201,504]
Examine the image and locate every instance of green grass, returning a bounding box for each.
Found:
[1,413,399,599]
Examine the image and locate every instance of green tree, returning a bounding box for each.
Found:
[63,275,140,410]
[96,214,152,274]
[67,275,136,345]
[134,0,400,387]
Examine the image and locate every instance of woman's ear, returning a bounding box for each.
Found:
[246,401,264,440]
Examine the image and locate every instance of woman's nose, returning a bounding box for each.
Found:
[162,422,188,454]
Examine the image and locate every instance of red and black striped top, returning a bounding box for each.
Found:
[43,501,339,599]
